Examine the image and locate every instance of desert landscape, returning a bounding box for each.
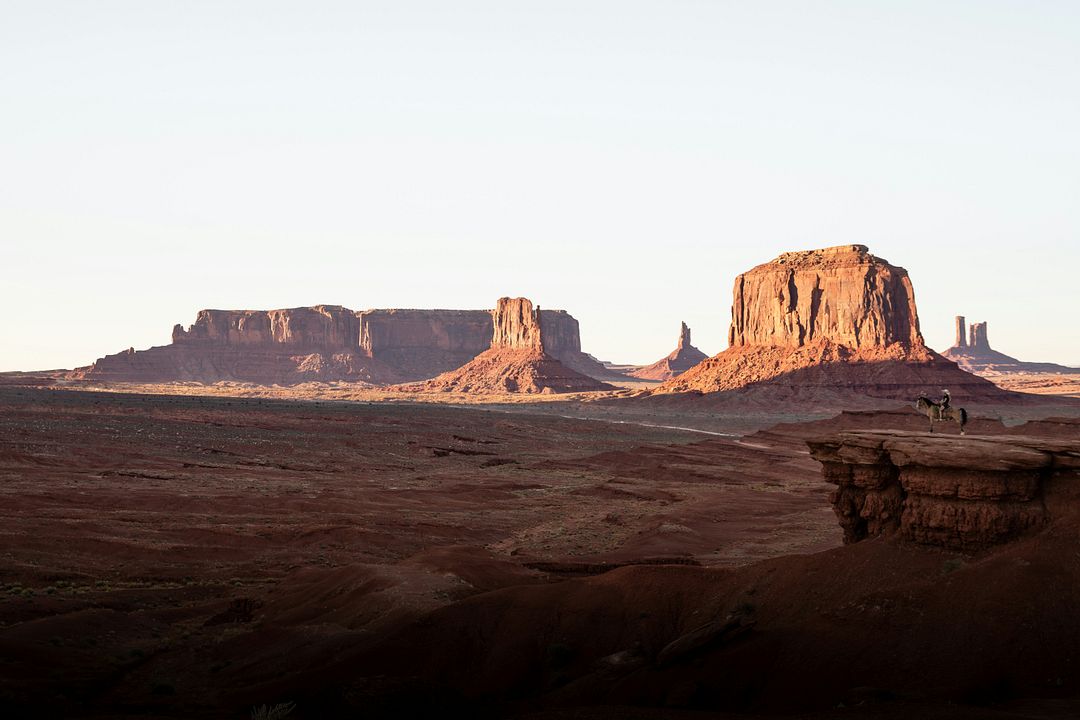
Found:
[5,5,1080,719]
[4,243,1080,719]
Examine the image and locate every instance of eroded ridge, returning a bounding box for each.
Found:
[808,430,1080,550]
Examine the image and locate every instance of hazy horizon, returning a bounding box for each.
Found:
[3,2,1078,371]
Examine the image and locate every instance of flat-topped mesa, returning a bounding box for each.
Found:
[729,244,924,351]
[808,431,1080,550]
[653,245,1012,400]
[493,297,544,350]
[172,305,360,349]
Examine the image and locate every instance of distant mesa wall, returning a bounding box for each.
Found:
[358,309,493,381]
[172,306,360,349]
[808,430,1080,550]
[728,244,923,350]
[73,301,616,385]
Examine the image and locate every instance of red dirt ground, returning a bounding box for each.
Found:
[2,385,1080,718]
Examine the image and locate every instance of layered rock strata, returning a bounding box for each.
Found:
[73,306,399,385]
[808,430,1080,550]
[73,302,617,385]
[400,298,614,394]
[628,322,709,380]
[654,245,1009,400]
[942,316,1080,375]
[357,309,494,382]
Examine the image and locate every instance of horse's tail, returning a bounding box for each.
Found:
[961,407,968,426]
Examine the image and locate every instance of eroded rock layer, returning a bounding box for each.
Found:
[628,322,709,380]
[73,302,616,385]
[73,306,399,385]
[358,309,493,382]
[729,244,923,349]
[808,430,1080,549]
[654,245,1010,401]
[400,298,614,394]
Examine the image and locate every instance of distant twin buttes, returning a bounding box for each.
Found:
[72,300,625,389]
[942,315,1080,375]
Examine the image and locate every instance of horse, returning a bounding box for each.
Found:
[915,396,968,435]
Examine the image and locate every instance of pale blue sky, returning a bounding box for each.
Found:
[2,1,1078,370]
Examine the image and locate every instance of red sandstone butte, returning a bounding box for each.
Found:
[629,322,709,381]
[402,297,615,394]
[654,244,1008,401]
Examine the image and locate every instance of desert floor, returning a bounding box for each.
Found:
[2,384,1080,718]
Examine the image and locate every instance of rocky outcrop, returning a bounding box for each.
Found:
[358,309,493,382]
[72,301,619,386]
[493,297,544,350]
[72,306,399,385]
[808,430,1080,549]
[628,322,709,381]
[398,298,614,394]
[654,245,1010,401]
[942,316,1080,375]
[172,305,361,349]
[729,244,923,350]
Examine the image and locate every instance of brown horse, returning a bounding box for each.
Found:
[915,396,967,435]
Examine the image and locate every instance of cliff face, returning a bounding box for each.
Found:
[492,297,544,350]
[358,309,493,382]
[172,306,360,349]
[729,245,923,350]
[654,245,1011,401]
[399,297,614,394]
[808,430,1080,550]
[74,300,616,387]
[628,322,709,381]
[73,305,396,385]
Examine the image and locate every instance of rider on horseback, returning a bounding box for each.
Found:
[940,389,951,410]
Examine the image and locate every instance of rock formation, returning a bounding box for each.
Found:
[728,244,923,349]
[72,306,400,385]
[628,322,709,381]
[654,245,1008,401]
[942,315,1080,375]
[72,302,620,385]
[357,309,494,382]
[808,430,1080,550]
[399,298,615,394]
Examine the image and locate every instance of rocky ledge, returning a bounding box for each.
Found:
[807,430,1080,550]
